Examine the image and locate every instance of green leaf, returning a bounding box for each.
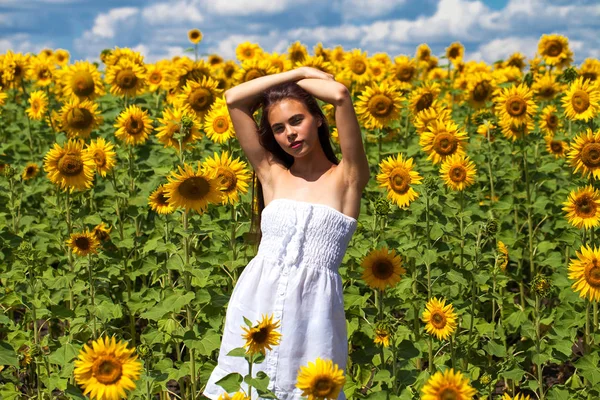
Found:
[244,370,271,391]
[226,347,247,358]
[575,352,600,386]
[485,340,506,357]
[215,372,243,393]
[0,341,18,367]
[48,343,79,366]
[500,367,525,382]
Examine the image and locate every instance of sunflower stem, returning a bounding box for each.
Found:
[459,190,464,269]
[377,288,385,367]
[88,254,97,339]
[449,336,456,370]
[585,300,591,353]
[127,145,136,196]
[403,110,410,151]
[21,81,34,158]
[535,293,545,400]
[247,352,254,400]
[485,128,495,206]
[182,210,197,399]
[427,337,433,373]
[522,144,535,278]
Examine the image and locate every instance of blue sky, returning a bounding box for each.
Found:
[0,0,598,65]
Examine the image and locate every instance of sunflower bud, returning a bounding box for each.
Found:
[424,176,438,195]
[483,218,498,238]
[531,273,552,297]
[3,165,16,179]
[559,67,578,84]
[137,343,152,359]
[30,344,42,357]
[375,198,390,216]
[472,111,494,126]
[15,241,39,263]
[479,373,492,385]
[522,72,534,88]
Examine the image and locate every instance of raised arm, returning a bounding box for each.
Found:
[295,78,370,188]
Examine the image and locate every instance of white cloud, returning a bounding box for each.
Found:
[466,36,539,63]
[141,1,204,25]
[0,34,54,54]
[333,0,406,21]
[90,7,139,39]
[203,0,293,15]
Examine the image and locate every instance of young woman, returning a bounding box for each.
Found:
[203,66,370,399]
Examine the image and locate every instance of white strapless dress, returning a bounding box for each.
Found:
[202,198,358,400]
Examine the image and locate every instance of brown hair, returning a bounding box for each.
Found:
[247,81,339,251]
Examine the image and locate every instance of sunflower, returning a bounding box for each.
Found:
[66,230,100,257]
[499,118,534,142]
[343,49,371,85]
[105,60,147,98]
[59,98,103,139]
[494,84,537,128]
[2,50,29,88]
[187,28,202,44]
[420,119,468,164]
[175,76,222,121]
[413,106,452,135]
[501,393,531,400]
[532,73,561,100]
[103,47,145,68]
[203,98,236,144]
[422,297,458,341]
[235,42,263,63]
[367,59,386,82]
[295,55,335,76]
[562,77,600,122]
[373,325,391,347]
[568,128,600,179]
[233,59,277,84]
[505,52,526,71]
[26,90,48,120]
[156,106,203,151]
[562,186,600,229]
[409,82,441,114]
[360,247,405,291]
[164,162,224,213]
[22,163,39,181]
[476,120,496,142]
[467,72,496,109]
[539,105,561,136]
[114,105,153,146]
[241,313,282,356]
[73,336,142,400]
[544,136,569,158]
[85,138,117,178]
[421,368,476,400]
[26,56,55,87]
[391,56,417,84]
[61,61,105,100]
[568,245,600,302]
[0,90,7,106]
[446,42,464,65]
[174,58,212,90]
[295,358,346,400]
[208,54,223,66]
[218,392,250,400]
[148,184,175,214]
[355,80,404,129]
[44,139,95,192]
[377,153,423,208]
[92,222,112,242]
[579,58,600,83]
[538,34,571,67]
[439,154,477,191]
[288,41,308,64]
[416,44,432,62]
[267,52,293,73]
[53,49,70,66]
[145,62,178,93]
[497,241,509,271]
[201,151,251,206]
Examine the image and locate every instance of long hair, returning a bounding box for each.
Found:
[247,81,339,251]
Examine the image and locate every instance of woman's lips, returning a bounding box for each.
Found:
[290,141,302,149]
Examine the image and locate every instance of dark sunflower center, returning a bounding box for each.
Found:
[546,41,563,57]
[351,59,367,75]
[582,72,597,82]
[74,236,91,251]
[395,65,415,82]
[550,141,563,154]
[449,166,467,183]
[66,107,93,130]
[14,65,23,79]
[420,49,431,60]
[224,65,235,78]
[576,194,597,218]
[433,133,458,156]
[581,143,600,168]
[116,69,138,89]
[314,378,333,396]
[178,176,210,200]
[585,262,600,287]
[290,51,305,63]
[368,94,393,117]
[188,88,213,113]
[38,68,51,80]
[92,358,123,385]
[244,68,264,82]
[473,81,492,102]
[126,116,145,135]
[506,96,527,117]
[149,71,162,85]
[92,150,106,168]
[448,47,460,59]
[26,166,35,175]
[431,311,447,329]
[218,169,237,192]
[416,93,434,113]
[547,115,558,129]
[571,90,590,113]
[539,86,557,99]
[157,191,169,206]
[190,31,200,40]
[390,168,410,194]
[213,116,229,133]
[440,388,458,400]
[372,260,394,280]
[243,49,253,58]
[58,154,84,176]
[72,71,95,97]
[251,327,269,344]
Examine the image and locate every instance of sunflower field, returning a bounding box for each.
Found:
[1,31,600,400]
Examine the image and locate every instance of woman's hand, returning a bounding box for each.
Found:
[297,66,335,81]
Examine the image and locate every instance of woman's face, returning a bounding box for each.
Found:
[267,99,322,157]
